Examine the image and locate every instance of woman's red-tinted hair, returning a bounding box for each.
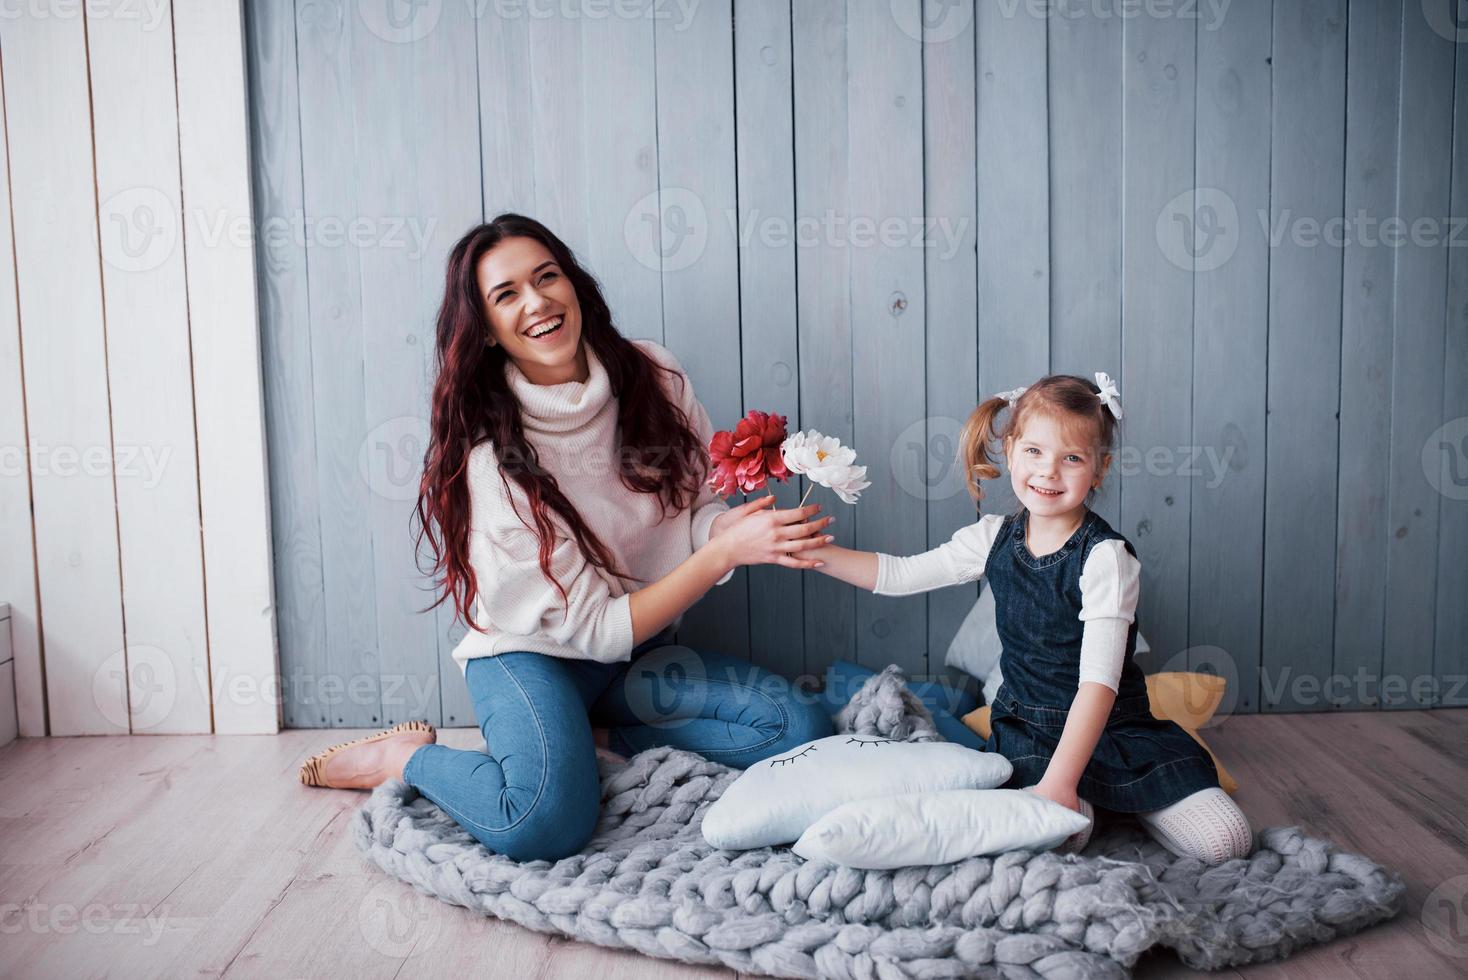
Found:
[413,214,706,630]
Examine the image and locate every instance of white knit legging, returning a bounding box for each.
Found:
[1058,788,1253,866]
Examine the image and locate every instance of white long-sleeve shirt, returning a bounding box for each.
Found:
[874,514,1141,693]
[450,339,732,674]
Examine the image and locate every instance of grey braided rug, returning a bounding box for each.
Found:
[351,667,1404,978]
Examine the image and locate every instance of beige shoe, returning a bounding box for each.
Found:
[298,719,436,788]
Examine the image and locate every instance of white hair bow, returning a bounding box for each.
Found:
[1094,372,1123,420]
[994,386,1027,407]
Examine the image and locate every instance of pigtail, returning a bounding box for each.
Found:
[957,396,1009,506]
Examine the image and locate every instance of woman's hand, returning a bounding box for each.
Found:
[709,495,834,571]
[1024,779,1082,815]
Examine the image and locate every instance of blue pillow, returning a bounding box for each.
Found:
[820,660,987,752]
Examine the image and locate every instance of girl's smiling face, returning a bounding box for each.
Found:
[1004,412,1109,517]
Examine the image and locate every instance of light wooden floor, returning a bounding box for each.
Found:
[1,709,1464,979]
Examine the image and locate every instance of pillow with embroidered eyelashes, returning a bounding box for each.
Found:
[700,734,1012,851]
[792,788,1091,870]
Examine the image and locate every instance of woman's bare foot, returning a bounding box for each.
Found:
[300,723,436,790]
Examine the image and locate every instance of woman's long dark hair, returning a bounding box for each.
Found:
[414,214,706,630]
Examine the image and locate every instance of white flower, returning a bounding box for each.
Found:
[781,430,872,504]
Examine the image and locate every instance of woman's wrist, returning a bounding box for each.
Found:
[703,533,739,578]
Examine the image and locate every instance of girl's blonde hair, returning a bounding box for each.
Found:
[957,374,1120,506]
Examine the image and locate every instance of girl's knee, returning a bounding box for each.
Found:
[1139,787,1253,866]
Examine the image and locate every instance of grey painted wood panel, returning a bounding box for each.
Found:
[1383,8,1455,710]
[1439,30,1468,709]
[1048,5,1122,532]
[1335,0,1403,711]
[652,0,751,661]
[1189,4,1271,713]
[1120,13,1197,673]
[921,0,979,686]
[1261,2,1347,712]
[245,0,1465,726]
[292,1,382,729]
[734,0,806,678]
[791,0,857,681]
[975,3,1049,520]
[244,0,329,731]
[352,0,483,729]
[849,1,927,678]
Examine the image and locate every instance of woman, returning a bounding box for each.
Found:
[298,213,837,861]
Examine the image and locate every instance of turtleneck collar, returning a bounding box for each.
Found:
[503,344,613,437]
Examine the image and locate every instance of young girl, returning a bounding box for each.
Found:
[808,374,1253,867]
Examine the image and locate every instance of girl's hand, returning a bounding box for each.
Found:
[709,495,835,571]
[1023,780,1081,815]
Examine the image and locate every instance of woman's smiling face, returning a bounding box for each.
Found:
[476,236,586,384]
[1004,412,1108,516]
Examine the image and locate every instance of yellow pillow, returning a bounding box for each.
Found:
[959,671,1238,795]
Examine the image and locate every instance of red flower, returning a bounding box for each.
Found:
[708,410,791,496]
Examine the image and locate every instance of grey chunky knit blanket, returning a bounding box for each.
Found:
[352,666,1404,978]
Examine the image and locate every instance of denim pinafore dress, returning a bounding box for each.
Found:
[981,508,1220,813]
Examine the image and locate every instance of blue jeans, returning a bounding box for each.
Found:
[401,637,834,861]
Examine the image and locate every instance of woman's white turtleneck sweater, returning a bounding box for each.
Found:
[450,339,733,675]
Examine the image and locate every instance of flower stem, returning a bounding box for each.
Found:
[798,484,814,508]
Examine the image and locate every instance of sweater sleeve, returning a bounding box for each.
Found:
[634,339,734,587]
[466,442,635,664]
[1076,539,1142,693]
[873,513,1005,596]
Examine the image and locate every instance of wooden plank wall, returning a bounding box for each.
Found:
[0,0,278,736]
[243,0,1467,727]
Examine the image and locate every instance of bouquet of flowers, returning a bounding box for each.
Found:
[707,410,870,505]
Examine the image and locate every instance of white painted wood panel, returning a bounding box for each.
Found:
[173,0,280,734]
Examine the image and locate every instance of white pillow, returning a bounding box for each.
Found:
[947,581,1153,704]
[792,789,1091,869]
[701,735,1012,850]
